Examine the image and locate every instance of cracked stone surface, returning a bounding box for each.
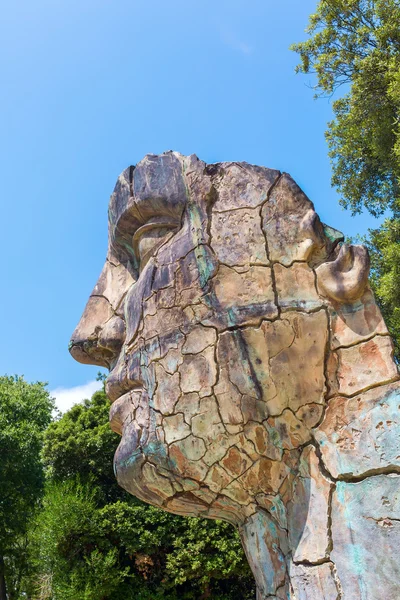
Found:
[315,382,400,479]
[288,562,339,600]
[331,475,400,600]
[70,152,400,599]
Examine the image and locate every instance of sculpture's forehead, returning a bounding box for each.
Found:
[108,152,277,237]
[107,152,343,265]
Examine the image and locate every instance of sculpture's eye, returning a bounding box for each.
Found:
[133,220,177,271]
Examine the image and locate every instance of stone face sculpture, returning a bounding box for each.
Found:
[70,152,400,600]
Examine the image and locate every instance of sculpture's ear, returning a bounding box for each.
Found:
[315,243,370,303]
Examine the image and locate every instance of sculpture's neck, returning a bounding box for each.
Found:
[239,379,400,600]
[239,510,289,600]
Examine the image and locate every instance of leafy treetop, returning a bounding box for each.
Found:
[291,0,400,216]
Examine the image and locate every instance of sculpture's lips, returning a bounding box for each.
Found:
[109,389,141,436]
[105,364,142,403]
[105,360,143,436]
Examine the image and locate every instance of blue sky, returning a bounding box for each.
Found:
[0,0,383,410]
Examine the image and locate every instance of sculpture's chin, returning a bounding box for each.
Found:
[113,427,166,508]
[113,431,248,524]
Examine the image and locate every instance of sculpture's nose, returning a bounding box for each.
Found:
[69,260,131,368]
[69,296,125,368]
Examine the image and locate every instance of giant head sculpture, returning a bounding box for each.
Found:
[70,153,400,600]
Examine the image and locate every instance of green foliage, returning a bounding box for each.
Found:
[0,375,54,599]
[42,390,119,503]
[291,0,400,216]
[362,214,400,360]
[164,517,250,592]
[26,390,255,600]
[27,481,130,600]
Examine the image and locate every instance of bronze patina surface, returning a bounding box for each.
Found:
[71,153,400,599]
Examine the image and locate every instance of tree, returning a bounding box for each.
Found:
[43,389,119,504]
[0,376,54,600]
[362,216,400,359]
[291,0,400,357]
[291,0,400,216]
[26,390,255,599]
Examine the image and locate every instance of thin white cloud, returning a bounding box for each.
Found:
[50,380,103,414]
[220,27,253,55]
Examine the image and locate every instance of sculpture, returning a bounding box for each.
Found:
[70,152,400,599]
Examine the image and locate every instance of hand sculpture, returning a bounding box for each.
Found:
[70,152,400,600]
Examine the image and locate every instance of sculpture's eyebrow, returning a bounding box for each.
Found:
[110,195,184,245]
[108,153,188,259]
[108,195,186,269]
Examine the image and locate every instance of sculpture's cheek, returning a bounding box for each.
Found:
[203,265,278,329]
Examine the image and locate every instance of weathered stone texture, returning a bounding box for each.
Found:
[274,262,322,311]
[212,162,280,211]
[261,174,326,265]
[327,334,398,397]
[267,311,327,415]
[316,243,370,304]
[331,476,400,600]
[288,446,333,563]
[240,510,288,598]
[316,382,400,478]
[329,287,388,349]
[288,562,339,600]
[71,152,400,599]
[210,264,278,325]
[211,208,269,266]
